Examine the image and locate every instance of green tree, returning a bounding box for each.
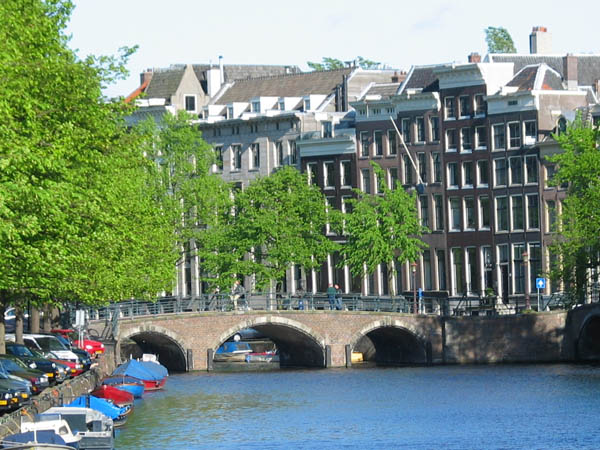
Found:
[485,26,517,53]
[548,114,600,303]
[226,166,337,292]
[308,56,380,71]
[342,163,427,294]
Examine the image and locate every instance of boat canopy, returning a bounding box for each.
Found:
[112,359,163,381]
[138,360,168,379]
[67,395,125,420]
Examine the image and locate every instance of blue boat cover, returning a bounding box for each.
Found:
[138,360,169,378]
[216,341,252,354]
[3,430,68,446]
[102,375,144,387]
[67,395,125,420]
[112,359,163,381]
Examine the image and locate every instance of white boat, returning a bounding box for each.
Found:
[5,418,82,449]
[37,407,114,450]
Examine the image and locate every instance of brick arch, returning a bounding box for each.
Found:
[119,323,188,360]
[349,317,428,349]
[211,315,327,352]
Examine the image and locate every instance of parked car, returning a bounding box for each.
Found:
[52,329,105,357]
[0,368,32,408]
[51,334,92,371]
[0,356,48,395]
[7,333,80,365]
[0,387,18,414]
[4,342,64,384]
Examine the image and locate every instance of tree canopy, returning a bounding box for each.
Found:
[485,26,517,53]
[548,114,600,303]
[308,56,380,71]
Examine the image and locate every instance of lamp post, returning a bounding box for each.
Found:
[522,251,530,310]
[411,262,418,314]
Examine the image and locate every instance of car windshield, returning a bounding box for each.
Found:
[28,348,45,358]
[35,337,67,352]
[0,360,22,372]
[7,345,34,357]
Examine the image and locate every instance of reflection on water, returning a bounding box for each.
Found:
[115,365,600,449]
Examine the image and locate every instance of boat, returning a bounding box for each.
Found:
[0,429,77,449]
[66,395,128,427]
[38,407,114,450]
[101,375,144,398]
[91,385,134,410]
[112,359,166,391]
[6,419,81,449]
[244,350,280,363]
[214,341,253,362]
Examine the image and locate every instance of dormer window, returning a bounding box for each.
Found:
[279,100,285,111]
[227,106,234,119]
[304,98,311,111]
[251,101,260,113]
[322,121,333,138]
[185,95,196,112]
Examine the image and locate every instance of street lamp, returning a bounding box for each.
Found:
[411,262,418,314]
[522,251,530,310]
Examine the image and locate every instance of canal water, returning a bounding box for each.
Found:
[115,364,600,449]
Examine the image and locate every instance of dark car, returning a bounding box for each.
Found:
[0,388,17,413]
[0,356,49,395]
[0,370,31,408]
[5,342,62,384]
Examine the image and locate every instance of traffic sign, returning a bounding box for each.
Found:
[536,278,546,290]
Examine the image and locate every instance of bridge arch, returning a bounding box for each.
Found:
[213,315,327,368]
[351,318,430,366]
[119,324,188,372]
[576,312,600,361]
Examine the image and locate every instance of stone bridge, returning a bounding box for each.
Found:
[89,304,600,372]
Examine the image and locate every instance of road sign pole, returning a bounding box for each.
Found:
[537,287,540,312]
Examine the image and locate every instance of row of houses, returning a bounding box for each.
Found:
[127,27,600,309]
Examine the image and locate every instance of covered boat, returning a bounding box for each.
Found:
[92,384,134,410]
[67,395,128,427]
[1,429,77,449]
[101,375,144,398]
[214,341,252,362]
[112,359,166,391]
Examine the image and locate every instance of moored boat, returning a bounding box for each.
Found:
[92,385,134,410]
[112,359,167,391]
[101,375,144,398]
[67,395,128,427]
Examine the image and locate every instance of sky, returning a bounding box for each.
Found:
[66,0,600,99]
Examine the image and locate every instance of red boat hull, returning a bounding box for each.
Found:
[141,377,166,391]
[92,385,134,407]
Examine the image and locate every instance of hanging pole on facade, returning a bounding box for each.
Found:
[389,117,425,191]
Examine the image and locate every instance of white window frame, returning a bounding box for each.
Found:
[526,194,540,230]
[462,161,474,188]
[525,155,538,185]
[508,121,521,149]
[474,94,485,117]
[476,160,489,187]
[509,156,523,185]
[449,197,461,231]
[323,161,335,189]
[495,196,509,232]
[340,161,351,187]
[492,123,505,151]
[184,94,197,113]
[510,194,524,231]
[446,129,457,152]
[447,162,459,189]
[475,126,487,150]
[464,196,476,231]
[444,97,455,120]
[459,95,470,119]
[478,195,490,230]
[493,158,507,187]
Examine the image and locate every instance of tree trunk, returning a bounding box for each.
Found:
[15,306,24,345]
[30,308,40,333]
[50,306,60,330]
[42,304,52,332]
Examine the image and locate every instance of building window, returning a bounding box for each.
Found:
[214,146,223,171]
[479,196,490,229]
[527,194,539,229]
[307,163,318,185]
[325,197,335,235]
[524,121,537,145]
[494,158,507,186]
[227,106,234,119]
[475,126,487,149]
[289,141,297,165]
[250,143,260,169]
[464,197,475,230]
[447,162,459,188]
[304,98,311,111]
[323,162,335,188]
[432,152,442,183]
[403,155,413,185]
[508,122,521,148]
[513,244,525,294]
[416,117,425,142]
[401,118,411,144]
[451,247,464,294]
[184,95,196,112]
[360,131,370,157]
[493,124,505,150]
[511,195,524,230]
[509,157,523,185]
[444,97,455,120]
[528,243,542,294]
[374,131,383,156]
[459,96,470,118]
[466,247,478,294]
[361,169,371,193]
[461,128,472,152]
[477,160,489,186]
[482,246,493,290]
[341,161,351,187]
[418,153,426,183]
[434,194,443,231]
[463,161,473,187]
[389,167,399,190]
[250,123,258,133]
[387,129,397,155]
[474,94,485,116]
[496,196,508,231]
[322,121,333,138]
[231,145,242,171]
[276,141,284,166]
[231,125,240,135]
[430,116,440,142]
[423,251,433,291]
[437,250,447,290]
[446,129,457,152]
[546,200,556,233]
[525,155,538,184]
[420,195,429,228]
[450,197,461,231]
[251,101,260,113]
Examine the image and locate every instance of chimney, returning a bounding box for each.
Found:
[530,26,552,54]
[140,69,153,86]
[207,66,222,98]
[219,55,224,84]
[563,54,578,90]
[391,71,399,83]
[468,52,481,63]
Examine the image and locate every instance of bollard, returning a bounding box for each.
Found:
[345,344,352,368]
[207,349,214,372]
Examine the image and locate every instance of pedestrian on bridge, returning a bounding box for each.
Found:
[327,284,336,310]
[231,280,246,310]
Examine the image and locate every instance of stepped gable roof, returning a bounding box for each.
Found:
[488,54,600,87]
[144,66,185,100]
[192,64,301,83]
[213,68,354,104]
[506,64,565,91]
[364,83,401,99]
[398,65,441,95]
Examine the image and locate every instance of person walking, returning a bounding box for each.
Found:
[327,283,336,310]
[334,284,343,310]
[231,280,245,310]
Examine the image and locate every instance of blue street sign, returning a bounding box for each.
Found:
[417,288,423,298]
[536,278,546,290]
